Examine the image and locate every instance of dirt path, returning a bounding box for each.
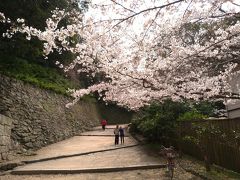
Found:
[1,125,199,180]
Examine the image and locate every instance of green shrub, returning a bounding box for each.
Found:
[131,100,190,142]
[0,56,79,95]
[131,100,222,143]
[178,111,207,121]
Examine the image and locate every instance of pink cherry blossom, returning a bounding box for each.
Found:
[1,0,240,110]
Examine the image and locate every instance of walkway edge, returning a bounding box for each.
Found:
[22,144,141,164]
[12,164,166,175]
[77,135,129,137]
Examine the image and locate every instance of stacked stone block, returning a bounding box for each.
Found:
[0,115,12,162]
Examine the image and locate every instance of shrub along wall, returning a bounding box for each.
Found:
[0,75,100,162]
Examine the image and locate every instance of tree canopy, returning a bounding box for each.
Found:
[0,0,81,66]
[1,0,240,110]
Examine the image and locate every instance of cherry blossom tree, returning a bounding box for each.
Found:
[1,0,240,110]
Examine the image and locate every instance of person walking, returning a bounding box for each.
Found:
[114,125,119,145]
[119,126,124,144]
[101,119,107,130]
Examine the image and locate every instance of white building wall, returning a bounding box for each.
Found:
[227,74,240,118]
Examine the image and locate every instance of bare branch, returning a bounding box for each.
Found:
[232,2,240,7]
[219,7,227,14]
[183,32,240,61]
[109,0,136,14]
[141,8,161,42]
[111,0,184,29]
[193,12,240,23]
[182,0,194,18]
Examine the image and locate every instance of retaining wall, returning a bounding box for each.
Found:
[0,75,100,162]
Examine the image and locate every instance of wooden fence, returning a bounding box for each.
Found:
[178,118,240,173]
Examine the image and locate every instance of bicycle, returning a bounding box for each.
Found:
[159,145,178,180]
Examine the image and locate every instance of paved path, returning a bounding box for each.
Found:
[20,125,136,162]
[1,125,199,179]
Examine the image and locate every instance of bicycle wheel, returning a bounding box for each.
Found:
[168,165,174,179]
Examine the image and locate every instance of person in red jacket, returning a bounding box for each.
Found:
[101,119,107,130]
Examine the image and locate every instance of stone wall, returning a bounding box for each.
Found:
[0,75,100,161]
[0,114,13,161]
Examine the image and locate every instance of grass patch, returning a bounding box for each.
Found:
[183,154,240,180]
[143,143,240,179]
[0,56,79,95]
[211,164,240,180]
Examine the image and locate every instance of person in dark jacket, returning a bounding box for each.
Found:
[119,126,124,144]
[114,125,119,145]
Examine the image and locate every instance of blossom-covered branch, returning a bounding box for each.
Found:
[1,0,240,110]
